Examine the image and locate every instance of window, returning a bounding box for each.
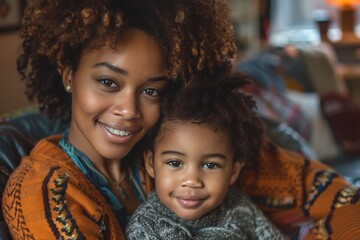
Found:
[269,0,360,46]
[270,0,327,46]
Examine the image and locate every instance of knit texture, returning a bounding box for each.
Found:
[126,188,285,240]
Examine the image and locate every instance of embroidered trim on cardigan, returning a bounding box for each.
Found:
[325,186,360,237]
[44,167,86,240]
[43,166,62,238]
[303,170,338,215]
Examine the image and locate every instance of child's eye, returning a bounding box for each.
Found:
[203,162,220,170]
[166,160,183,168]
[142,88,160,97]
[98,78,118,88]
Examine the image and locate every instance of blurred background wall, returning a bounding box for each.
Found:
[0,31,33,116]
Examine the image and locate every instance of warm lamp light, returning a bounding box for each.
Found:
[327,0,360,42]
[327,0,360,6]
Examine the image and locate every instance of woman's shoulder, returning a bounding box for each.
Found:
[4,135,73,184]
[2,135,124,239]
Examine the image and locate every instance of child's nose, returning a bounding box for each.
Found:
[181,171,204,188]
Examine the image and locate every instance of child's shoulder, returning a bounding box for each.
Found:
[128,190,167,223]
[221,188,265,219]
[225,187,253,205]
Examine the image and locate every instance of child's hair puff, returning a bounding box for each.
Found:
[148,63,264,165]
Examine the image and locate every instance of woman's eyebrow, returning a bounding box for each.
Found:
[93,62,127,75]
[148,76,169,83]
[93,62,168,82]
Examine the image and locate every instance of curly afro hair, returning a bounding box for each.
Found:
[146,63,265,166]
[18,0,237,122]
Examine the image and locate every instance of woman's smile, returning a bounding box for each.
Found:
[105,126,132,137]
[98,121,141,143]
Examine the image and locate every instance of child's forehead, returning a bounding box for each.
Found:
[157,120,227,139]
[153,119,237,161]
[161,120,209,130]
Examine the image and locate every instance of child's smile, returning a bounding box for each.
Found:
[145,121,242,220]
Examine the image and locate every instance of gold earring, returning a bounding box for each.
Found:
[65,85,72,93]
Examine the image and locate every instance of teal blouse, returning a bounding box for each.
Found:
[58,130,146,228]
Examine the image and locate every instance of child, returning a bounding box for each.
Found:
[126,70,285,239]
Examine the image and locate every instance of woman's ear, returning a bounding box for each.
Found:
[229,160,243,186]
[62,66,73,93]
[144,151,155,178]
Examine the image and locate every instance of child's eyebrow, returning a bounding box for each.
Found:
[161,151,227,160]
[161,150,185,156]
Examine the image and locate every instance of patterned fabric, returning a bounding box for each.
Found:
[2,136,131,239]
[58,131,146,228]
[2,135,360,239]
[126,188,285,240]
[239,142,360,239]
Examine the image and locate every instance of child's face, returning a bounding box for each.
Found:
[144,121,242,220]
[63,29,168,165]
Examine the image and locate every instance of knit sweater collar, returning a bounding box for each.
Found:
[147,188,237,231]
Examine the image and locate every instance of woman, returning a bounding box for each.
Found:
[2,0,236,239]
[2,0,359,239]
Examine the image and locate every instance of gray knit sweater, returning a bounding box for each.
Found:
[126,188,285,240]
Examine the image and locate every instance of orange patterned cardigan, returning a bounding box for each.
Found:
[2,136,360,239]
[239,143,360,239]
[2,136,151,239]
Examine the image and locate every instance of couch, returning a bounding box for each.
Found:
[236,43,360,162]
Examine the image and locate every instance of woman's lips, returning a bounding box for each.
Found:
[104,125,132,137]
[98,122,141,143]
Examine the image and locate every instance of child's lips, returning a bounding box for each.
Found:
[176,196,206,209]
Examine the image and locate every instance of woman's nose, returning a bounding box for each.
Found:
[112,92,140,119]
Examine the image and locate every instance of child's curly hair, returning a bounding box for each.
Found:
[18,0,236,122]
[147,63,264,165]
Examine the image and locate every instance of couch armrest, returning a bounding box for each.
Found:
[0,111,67,170]
[261,116,316,160]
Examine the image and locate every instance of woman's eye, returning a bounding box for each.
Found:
[142,88,160,97]
[203,163,219,170]
[99,78,118,88]
[167,160,182,168]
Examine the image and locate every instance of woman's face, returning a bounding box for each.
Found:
[63,29,168,165]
